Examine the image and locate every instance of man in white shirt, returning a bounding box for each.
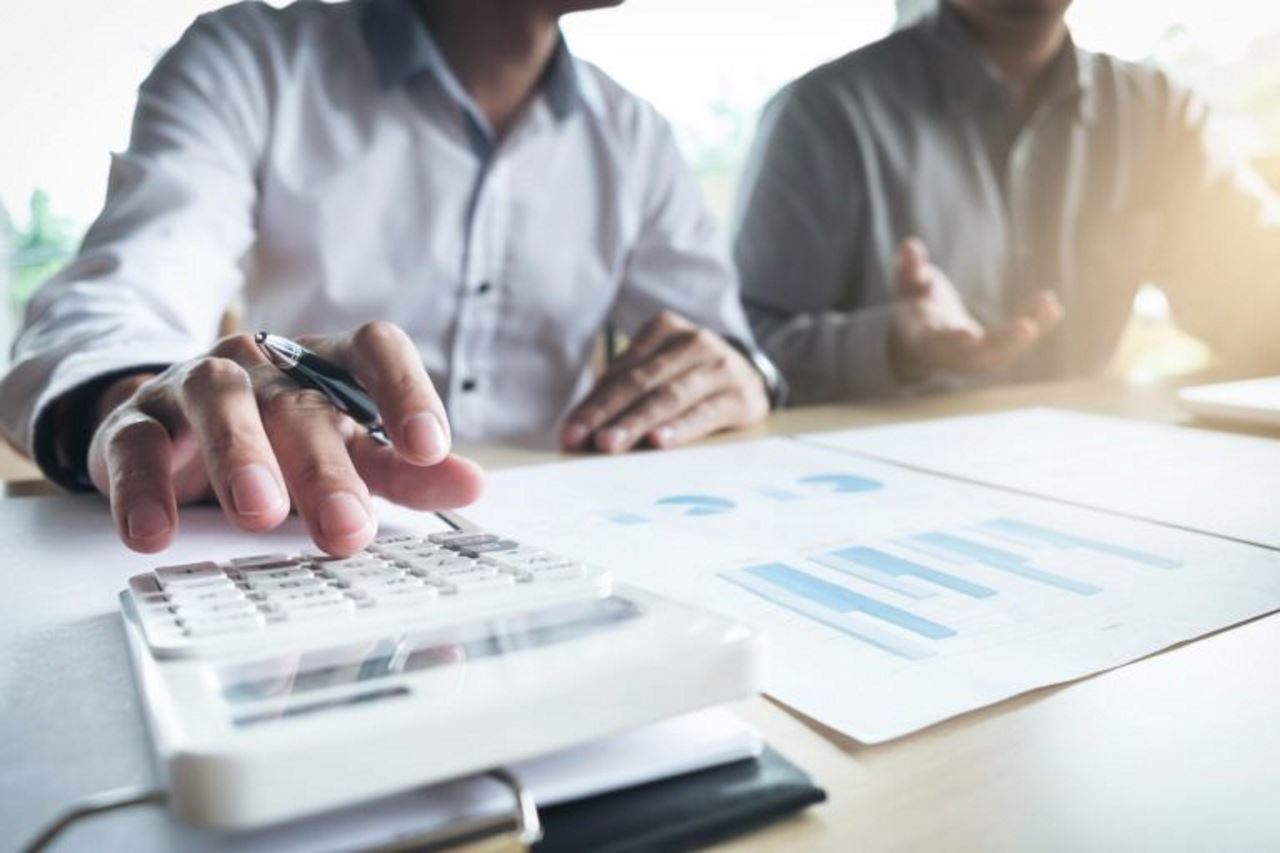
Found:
[0,0,778,555]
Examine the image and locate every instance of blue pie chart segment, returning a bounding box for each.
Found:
[655,494,737,516]
[798,473,884,494]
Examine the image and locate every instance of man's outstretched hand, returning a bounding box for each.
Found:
[889,237,1063,382]
[86,322,484,556]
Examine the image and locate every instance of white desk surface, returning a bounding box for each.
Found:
[4,376,1280,852]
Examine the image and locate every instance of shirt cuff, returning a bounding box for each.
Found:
[13,344,199,491]
[757,304,903,405]
[31,364,172,492]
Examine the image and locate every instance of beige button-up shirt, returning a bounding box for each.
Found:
[734,5,1280,403]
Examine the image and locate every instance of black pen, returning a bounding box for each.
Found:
[254,332,391,446]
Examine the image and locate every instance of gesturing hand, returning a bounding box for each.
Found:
[87,322,484,555]
[889,238,1063,382]
[560,311,769,453]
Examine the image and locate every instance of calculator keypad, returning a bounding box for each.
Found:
[127,530,603,655]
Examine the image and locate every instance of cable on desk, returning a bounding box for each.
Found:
[21,786,168,853]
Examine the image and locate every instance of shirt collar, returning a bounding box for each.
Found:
[360,0,601,127]
[921,3,1097,124]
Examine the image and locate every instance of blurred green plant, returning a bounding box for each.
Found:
[3,190,77,317]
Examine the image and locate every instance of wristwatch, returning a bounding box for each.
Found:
[724,337,789,410]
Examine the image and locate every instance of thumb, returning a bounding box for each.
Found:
[896,238,932,298]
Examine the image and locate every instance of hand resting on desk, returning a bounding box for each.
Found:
[560,310,770,454]
[86,322,484,556]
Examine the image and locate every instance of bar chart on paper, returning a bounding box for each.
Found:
[720,516,1182,661]
[466,437,1280,743]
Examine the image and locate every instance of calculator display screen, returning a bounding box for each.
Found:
[218,595,641,726]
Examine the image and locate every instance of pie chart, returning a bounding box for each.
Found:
[798,473,884,494]
[655,494,737,516]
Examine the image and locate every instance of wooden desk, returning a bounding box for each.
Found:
[449,377,1280,852]
[0,438,40,484]
[5,376,1278,850]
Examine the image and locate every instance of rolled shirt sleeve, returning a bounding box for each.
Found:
[0,6,269,474]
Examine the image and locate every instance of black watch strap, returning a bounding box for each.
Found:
[723,336,788,410]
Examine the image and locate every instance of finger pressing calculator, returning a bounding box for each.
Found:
[120,524,762,830]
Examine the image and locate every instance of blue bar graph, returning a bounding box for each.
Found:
[810,552,939,599]
[721,565,942,660]
[912,532,1101,595]
[739,563,956,639]
[982,518,1181,570]
[828,547,997,599]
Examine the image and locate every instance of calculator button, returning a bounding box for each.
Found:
[230,553,294,568]
[243,575,327,594]
[181,611,266,636]
[373,534,416,545]
[458,540,519,558]
[272,586,345,602]
[345,573,420,590]
[297,549,343,562]
[166,586,246,605]
[482,551,570,571]
[135,601,179,624]
[375,541,441,558]
[235,563,306,576]
[429,532,496,548]
[159,574,238,593]
[154,562,223,587]
[276,598,357,620]
[526,564,587,582]
[402,554,477,575]
[325,566,405,585]
[325,557,390,572]
[366,585,439,606]
[429,565,498,581]
[237,567,314,583]
[439,571,516,592]
[174,598,259,619]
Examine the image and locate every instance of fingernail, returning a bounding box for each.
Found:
[127,499,170,540]
[564,423,589,446]
[229,464,286,517]
[653,426,675,446]
[317,491,371,539]
[402,413,450,462]
[601,427,628,449]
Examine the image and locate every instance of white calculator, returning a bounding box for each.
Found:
[120,523,762,830]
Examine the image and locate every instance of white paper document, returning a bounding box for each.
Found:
[802,407,1280,550]
[463,438,1280,742]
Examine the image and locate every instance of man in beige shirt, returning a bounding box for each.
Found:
[735,0,1280,403]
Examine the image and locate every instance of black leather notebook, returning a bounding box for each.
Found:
[533,747,826,852]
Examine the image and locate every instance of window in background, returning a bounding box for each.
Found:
[562,0,897,219]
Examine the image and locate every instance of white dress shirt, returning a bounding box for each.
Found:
[0,0,752,482]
